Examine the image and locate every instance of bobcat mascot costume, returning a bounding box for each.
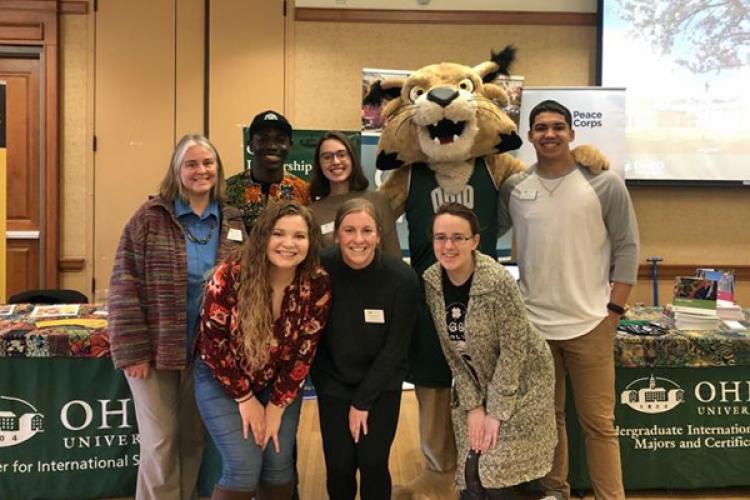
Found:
[364,47,607,499]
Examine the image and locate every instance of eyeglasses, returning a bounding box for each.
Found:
[319,150,349,163]
[432,234,474,245]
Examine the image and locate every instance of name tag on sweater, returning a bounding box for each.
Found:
[516,189,537,201]
[364,309,385,324]
[228,228,243,241]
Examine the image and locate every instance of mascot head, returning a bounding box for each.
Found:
[364,46,523,172]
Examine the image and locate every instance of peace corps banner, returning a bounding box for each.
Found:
[517,87,627,179]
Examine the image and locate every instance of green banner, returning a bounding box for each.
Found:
[0,358,220,498]
[569,366,750,490]
[0,358,138,499]
[242,128,360,183]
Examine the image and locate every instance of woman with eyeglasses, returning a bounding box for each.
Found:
[422,202,556,500]
[311,198,419,500]
[309,131,401,257]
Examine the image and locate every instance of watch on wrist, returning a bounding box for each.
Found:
[607,302,625,315]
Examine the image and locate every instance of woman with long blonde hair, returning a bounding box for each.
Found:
[195,200,332,500]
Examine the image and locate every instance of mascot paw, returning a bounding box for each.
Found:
[571,145,609,174]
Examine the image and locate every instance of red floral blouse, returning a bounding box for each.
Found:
[198,259,331,407]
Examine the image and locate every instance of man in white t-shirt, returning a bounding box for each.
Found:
[497,100,639,500]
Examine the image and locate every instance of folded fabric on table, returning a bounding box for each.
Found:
[25,331,50,357]
[67,328,93,357]
[2,329,32,357]
[44,330,72,357]
[90,331,111,358]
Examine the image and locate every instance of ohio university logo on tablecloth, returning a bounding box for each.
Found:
[620,374,684,414]
[0,395,44,447]
[615,371,750,456]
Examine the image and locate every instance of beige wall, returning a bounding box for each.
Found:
[292,22,596,130]
[630,186,750,306]
[56,5,749,306]
[175,0,206,139]
[210,0,286,174]
[93,0,179,297]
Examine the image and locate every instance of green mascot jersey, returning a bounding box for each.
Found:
[405,158,499,387]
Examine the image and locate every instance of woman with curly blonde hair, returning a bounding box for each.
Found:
[195,200,332,500]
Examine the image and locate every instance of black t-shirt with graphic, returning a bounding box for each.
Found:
[442,269,480,385]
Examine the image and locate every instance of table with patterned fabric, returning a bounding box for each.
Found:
[0,303,110,358]
[615,306,750,368]
[568,307,750,492]
[0,304,218,499]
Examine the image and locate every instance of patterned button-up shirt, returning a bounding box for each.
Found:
[225,170,310,233]
[198,259,331,406]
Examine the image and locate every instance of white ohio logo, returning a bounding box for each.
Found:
[620,374,685,414]
[0,396,45,447]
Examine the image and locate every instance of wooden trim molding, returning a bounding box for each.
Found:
[295,8,597,26]
[0,22,44,40]
[58,257,85,271]
[60,1,88,15]
[0,0,57,11]
[0,0,88,14]
[638,265,750,281]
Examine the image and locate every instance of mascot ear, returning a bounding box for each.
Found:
[484,83,510,108]
[495,132,523,154]
[362,78,405,106]
[474,45,517,83]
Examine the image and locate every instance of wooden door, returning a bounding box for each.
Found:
[1,54,41,299]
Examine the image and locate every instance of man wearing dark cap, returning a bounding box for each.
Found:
[225,110,310,232]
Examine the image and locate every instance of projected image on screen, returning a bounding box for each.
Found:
[601,0,750,182]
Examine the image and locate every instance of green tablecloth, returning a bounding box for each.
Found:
[2,305,748,496]
[568,307,750,491]
[0,305,220,499]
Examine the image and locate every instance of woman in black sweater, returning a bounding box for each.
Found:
[312,198,419,500]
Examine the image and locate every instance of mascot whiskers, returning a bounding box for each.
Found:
[364,46,607,500]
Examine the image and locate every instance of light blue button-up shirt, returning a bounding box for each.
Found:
[174,198,220,358]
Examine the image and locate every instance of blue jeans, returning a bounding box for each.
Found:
[194,358,302,491]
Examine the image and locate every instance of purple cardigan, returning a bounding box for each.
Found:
[108,195,245,370]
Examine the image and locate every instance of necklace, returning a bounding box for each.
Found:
[181,219,218,245]
[537,174,567,197]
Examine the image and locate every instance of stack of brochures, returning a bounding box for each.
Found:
[716,301,744,321]
[672,309,721,331]
[671,276,721,331]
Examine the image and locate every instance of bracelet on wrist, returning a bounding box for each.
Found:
[235,393,254,404]
[607,302,626,315]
